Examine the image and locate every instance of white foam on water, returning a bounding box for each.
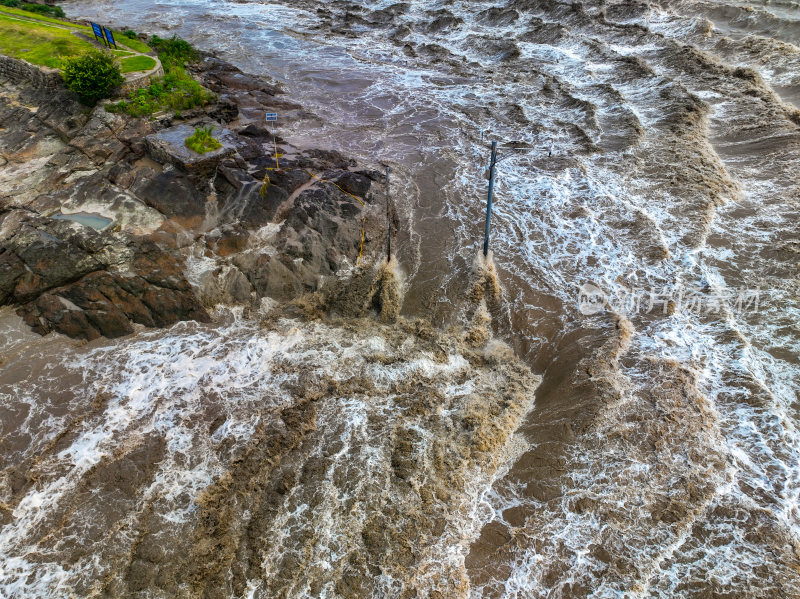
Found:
[13,0,799,595]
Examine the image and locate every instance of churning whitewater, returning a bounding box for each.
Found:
[2,0,799,597]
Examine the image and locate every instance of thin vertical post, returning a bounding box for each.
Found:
[385,165,391,262]
[270,119,279,171]
[483,140,498,257]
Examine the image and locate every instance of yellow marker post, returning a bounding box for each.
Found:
[358,218,366,266]
[266,112,279,171]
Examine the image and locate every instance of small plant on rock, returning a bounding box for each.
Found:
[185,125,222,154]
[61,48,124,105]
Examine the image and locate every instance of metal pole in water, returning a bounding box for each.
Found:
[483,140,498,258]
[385,165,392,263]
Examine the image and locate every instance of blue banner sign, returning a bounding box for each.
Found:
[103,27,116,48]
[265,113,278,122]
[90,22,103,39]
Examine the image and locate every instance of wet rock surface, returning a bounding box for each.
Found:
[0,210,210,340]
[0,54,387,340]
[144,122,237,175]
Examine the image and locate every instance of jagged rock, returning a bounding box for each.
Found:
[193,57,281,96]
[302,148,355,169]
[191,263,254,307]
[231,136,263,161]
[1,214,103,302]
[206,223,250,257]
[0,52,386,339]
[231,252,303,300]
[69,132,128,166]
[218,164,253,190]
[132,169,208,219]
[205,96,239,123]
[261,167,310,195]
[108,164,136,189]
[426,10,463,33]
[226,173,382,300]
[476,7,519,25]
[0,209,209,340]
[0,250,26,304]
[237,124,272,138]
[144,122,236,176]
[334,171,372,198]
[215,168,288,228]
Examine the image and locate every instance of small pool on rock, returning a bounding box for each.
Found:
[52,212,113,231]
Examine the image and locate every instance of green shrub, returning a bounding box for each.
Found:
[148,34,198,68]
[0,0,21,8]
[105,64,215,117]
[61,48,123,104]
[104,34,212,118]
[19,2,65,17]
[123,29,137,39]
[185,125,221,154]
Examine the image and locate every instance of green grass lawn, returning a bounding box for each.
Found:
[116,34,149,54]
[120,54,155,73]
[0,7,151,54]
[0,5,92,32]
[0,12,93,67]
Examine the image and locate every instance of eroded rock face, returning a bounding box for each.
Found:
[0,54,388,340]
[0,210,210,340]
[131,169,208,219]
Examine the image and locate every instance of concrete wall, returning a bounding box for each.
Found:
[0,55,63,90]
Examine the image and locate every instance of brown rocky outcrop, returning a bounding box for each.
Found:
[0,51,387,340]
[0,210,210,340]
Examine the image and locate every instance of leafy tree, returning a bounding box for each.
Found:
[61,49,124,104]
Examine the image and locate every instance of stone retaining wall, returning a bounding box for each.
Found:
[0,55,63,89]
[119,63,164,96]
[0,53,164,97]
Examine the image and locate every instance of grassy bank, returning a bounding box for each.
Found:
[0,4,212,117]
[106,35,216,118]
[0,12,90,67]
[120,55,155,73]
[0,1,66,21]
[0,6,152,68]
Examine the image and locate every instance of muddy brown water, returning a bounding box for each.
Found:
[2,0,799,596]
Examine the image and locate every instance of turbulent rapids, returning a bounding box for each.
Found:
[0,261,542,597]
[2,0,800,597]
